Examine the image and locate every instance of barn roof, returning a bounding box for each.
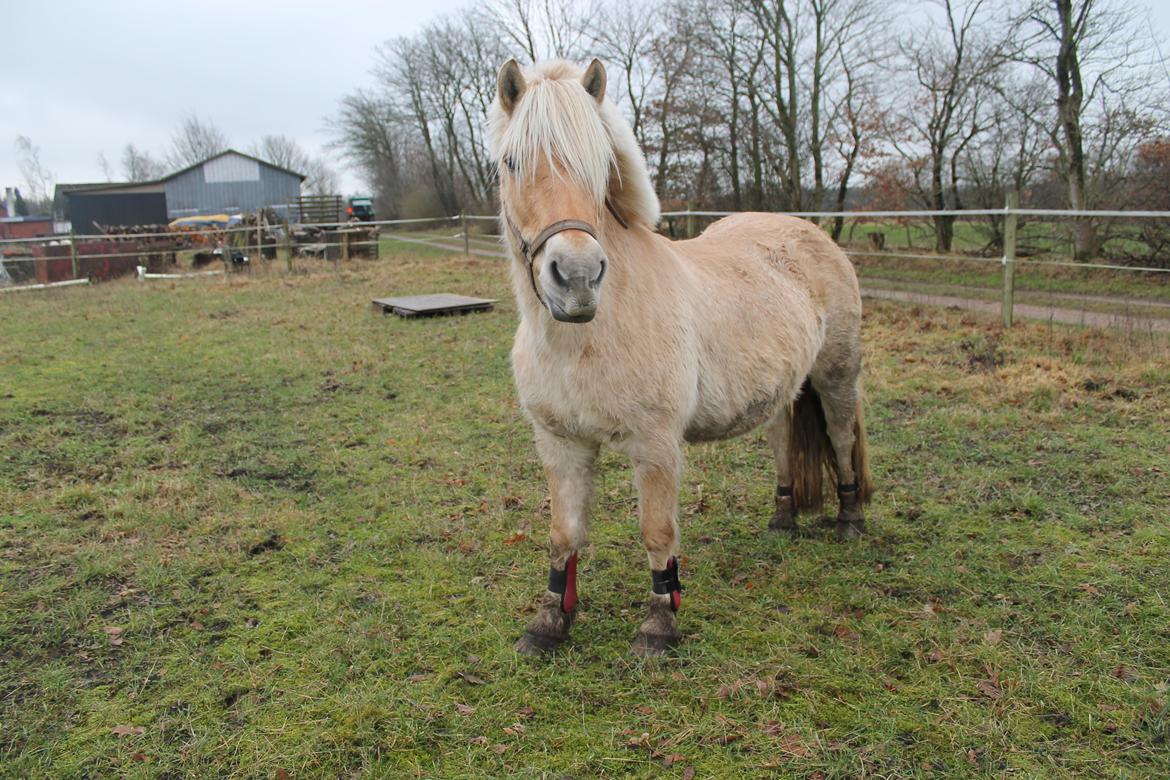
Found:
[163,149,307,182]
[55,150,307,201]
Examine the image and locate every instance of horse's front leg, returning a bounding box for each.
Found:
[515,429,598,655]
[630,447,684,656]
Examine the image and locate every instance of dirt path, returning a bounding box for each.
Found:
[859,276,1170,311]
[398,236,1170,334]
[860,286,1170,333]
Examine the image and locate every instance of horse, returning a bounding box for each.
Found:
[489,58,873,656]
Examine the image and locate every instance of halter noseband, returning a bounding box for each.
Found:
[505,199,629,310]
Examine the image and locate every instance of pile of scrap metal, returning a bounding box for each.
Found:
[291,222,380,260]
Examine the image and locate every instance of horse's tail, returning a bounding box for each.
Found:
[787,380,873,512]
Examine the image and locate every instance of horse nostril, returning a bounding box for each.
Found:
[548,260,568,288]
[592,258,607,286]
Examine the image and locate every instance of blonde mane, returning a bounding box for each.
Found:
[489,59,660,228]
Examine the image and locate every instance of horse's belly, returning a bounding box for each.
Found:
[682,385,788,443]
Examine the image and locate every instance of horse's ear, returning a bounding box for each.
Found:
[497,59,526,114]
[582,58,606,103]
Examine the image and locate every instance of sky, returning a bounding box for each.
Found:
[0,0,468,199]
[3,0,1170,203]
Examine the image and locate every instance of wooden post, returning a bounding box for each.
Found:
[1001,191,1019,328]
[283,219,293,273]
[342,230,350,262]
[69,230,79,279]
[462,213,469,255]
[686,204,696,239]
[256,212,263,264]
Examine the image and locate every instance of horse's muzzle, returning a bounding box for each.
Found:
[541,239,607,323]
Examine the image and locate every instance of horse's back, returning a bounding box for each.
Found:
[676,212,861,317]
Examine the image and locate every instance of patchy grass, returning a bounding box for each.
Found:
[1,253,1168,779]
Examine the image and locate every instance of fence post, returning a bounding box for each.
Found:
[461,213,469,255]
[1001,191,1019,327]
[283,219,293,273]
[69,230,79,280]
[686,204,696,239]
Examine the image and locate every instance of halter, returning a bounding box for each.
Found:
[504,198,629,310]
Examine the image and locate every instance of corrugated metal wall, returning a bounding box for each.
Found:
[164,153,302,217]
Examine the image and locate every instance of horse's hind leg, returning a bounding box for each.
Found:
[629,444,684,656]
[812,373,866,540]
[766,405,797,532]
[515,430,598,655]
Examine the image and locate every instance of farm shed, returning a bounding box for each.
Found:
[163,150,304,219]
[55,182,168,233]
[55,150,305,232]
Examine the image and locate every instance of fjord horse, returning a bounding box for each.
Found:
[491,58,872,656]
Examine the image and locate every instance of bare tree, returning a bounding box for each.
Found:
[14,135,55,206]
[327,90,412,216]
[122,144,167,182]
[887,0,1001,251]
[97,152,114,182]
[489,0,595,62]
[592,2,662,147]
[1012,0,1167,259]
[250,134,340,195]
[167,115,229,169]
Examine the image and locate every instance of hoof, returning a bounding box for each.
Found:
[835,519,865,540]
[515,631,567,656]
[768,510,798,533]
[629,631,680,657]
[770,491,797,532]
[515,590,573,655]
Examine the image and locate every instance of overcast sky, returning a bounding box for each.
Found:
[4,0,1170,202]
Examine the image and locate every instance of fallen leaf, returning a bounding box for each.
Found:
[406,673,429,683]
[493,744,508,753]
[730,573,749,586]
[455,703,476,716]
[832,624,859,641]
[718,732,744,745]
[503,723,526,736]
[515,706,536,719]
[778,733,811,757]
[457,671,486,685]
[104,627,124,646]
[984,629,1003,646]
[663,753,686,767]
[976,680,1002,700]
[275,770,290,780]
[189,621,204,631]
[503,532,526,545]
[469,736,489,746]
[1077,583,1101,596]
[637,705,654,715]
[111,724,145,737]
[681,766,696,780]
[1112,665,1138,682]
[760,721,784,736]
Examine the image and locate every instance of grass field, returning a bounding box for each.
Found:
[2,251,1169,778]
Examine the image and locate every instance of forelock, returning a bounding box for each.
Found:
[489,60,615,207]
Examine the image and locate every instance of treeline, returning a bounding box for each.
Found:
[328,0,1170,260]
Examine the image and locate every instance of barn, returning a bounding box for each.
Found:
[55,149,305,232]
[162,150,304,219]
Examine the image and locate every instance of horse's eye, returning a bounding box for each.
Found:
[504,156,517,173]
